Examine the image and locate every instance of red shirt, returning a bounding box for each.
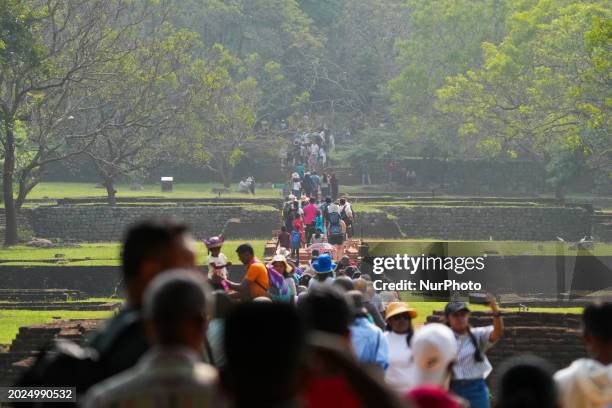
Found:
[293,218,304,232]
[303,204,317,225]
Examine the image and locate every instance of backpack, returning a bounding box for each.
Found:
[265,266,292,303]
[291,230,302,246]
[328,212,342,234]
[340,205,352,225]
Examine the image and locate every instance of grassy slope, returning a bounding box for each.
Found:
[0,240,268,266]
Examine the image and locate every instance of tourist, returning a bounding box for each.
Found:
[222,302,306,408]
[270,254,297,305]
[554,301,612,408]
[303,172,314,197]
[83,271,218,407]
[330,173,339,200]
[223,243,269,300]
[310,228,326,244]
[321,174,330,198]
[207,290,232,368]
[327,202,346,260]
[496,355,557,408]
[245,175,255,195]
[315,209,326,235]
[311,171,321,198]
[384,302,418,393]
[445,298,503,408]
[332,275,356,293]
[319,147,327,167]
[298,286,406,408]
[352,278,385,329]
[347,290,389,378]
[320,196,332,223]
[291,172,302,197]
[291,226,302,260]
[304,249,320,276]
[204,235,231,291]
[339,198,354,238]
[303,197,318,243]
[308,253,336,289]
[407,323,457,390]
[296,162,305,179]
[238,178,249,194]
[277,225,292,251]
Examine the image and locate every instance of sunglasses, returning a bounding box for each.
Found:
[390,313,411,321]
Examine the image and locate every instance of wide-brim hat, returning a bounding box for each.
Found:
[385,302,417,321]
[270,254,293,273]
[313,253,336,274]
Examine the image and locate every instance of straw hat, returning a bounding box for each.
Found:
[385,302,417,321]
[270,254,293,273]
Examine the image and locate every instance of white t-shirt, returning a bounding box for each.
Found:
[555,358,612,408]
[384,331,413,393]
[207,253,228,279]
[292,180,301,191]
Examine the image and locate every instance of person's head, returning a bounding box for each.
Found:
[311,249,320,260]
[582,302,612,363]
[223,302,305,407]
[281,226,287,233]
[121,219,196,306]
[339,198,346,205]
[332,276,355,293]
[212,290,233,320]
[236,243,255,265]
[344,266,358,279]
[325,197,332,204]
[346,290,369,319]
[309,197,316,204]
[204,235,224,257]
[495,355,557,408]
[143,271,211,353]
[298,285,351,340]
[409,323,457,388]
[316,210,322,217]
[271,254,293,276]
[385,302,417,335]
[444,301,470,333]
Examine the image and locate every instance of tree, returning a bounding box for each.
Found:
[1,0,154,245]
[388,0,508,157]
[183,45,261,187]
[436,0,611,199]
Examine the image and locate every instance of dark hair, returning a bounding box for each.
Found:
[236,243,254,256]
[315,272,333,282]
[309,197,316,204]
[496,355,557,408]
[385,318,414,345]
[298,274,312,287]
[223,303,305,406]
[281,226,287,232]
[583,302,612,342]
[121,219,188,282]
[316,210,322,217]
[143,272,210,345]
[325,197,332,203]
[298,286,351,336]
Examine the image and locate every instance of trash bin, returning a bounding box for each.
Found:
[161,177,173,192]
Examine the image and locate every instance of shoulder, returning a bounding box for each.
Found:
[84,365,142,407]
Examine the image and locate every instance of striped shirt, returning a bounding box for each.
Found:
[451,325,496,380]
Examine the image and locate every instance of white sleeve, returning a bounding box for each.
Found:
[474,325,495,350]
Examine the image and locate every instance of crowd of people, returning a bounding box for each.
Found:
[15,218,612,408]
[282,129,335,171]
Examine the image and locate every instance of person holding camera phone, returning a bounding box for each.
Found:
[444,294,504,408]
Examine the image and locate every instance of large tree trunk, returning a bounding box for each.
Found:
[3,125,18,246]
[103,178,117,205]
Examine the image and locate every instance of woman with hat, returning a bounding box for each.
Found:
[204,235,231,291]
[444,297,503,408]
[383,302,418,393]
[308,253,336,289]
[269,254,297,304]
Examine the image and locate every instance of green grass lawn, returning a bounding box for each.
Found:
[0,240,268,266]
[0,310,114,345]
[366,240,612,256]
[24,182,282,200]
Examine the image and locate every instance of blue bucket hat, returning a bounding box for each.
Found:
[313,253,336,274]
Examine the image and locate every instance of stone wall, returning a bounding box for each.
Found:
[26,205,279,241]
[384,206,590,241]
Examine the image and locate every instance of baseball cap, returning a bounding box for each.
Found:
[444,301,470,315]
[408,323,458,387]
